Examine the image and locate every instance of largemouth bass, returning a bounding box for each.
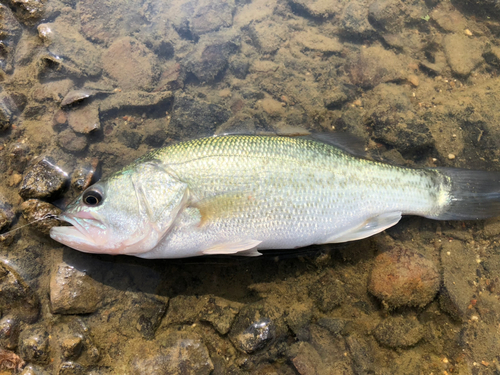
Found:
[50,135,500,258]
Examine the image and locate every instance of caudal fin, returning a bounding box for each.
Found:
[434,168,500,220]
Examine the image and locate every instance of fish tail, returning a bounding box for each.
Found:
[432,167,500,220]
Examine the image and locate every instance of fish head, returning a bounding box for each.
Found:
[50,167,188,255]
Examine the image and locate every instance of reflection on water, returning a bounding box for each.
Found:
[1,0,500,373]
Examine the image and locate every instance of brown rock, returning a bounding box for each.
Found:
[368,247,440,308]
[199,296,243,335]
[67,104,100,134]
[20,199,62,235]
[57,129,88,153]
[443,33,484,76]
[50,263,102,315]
[102,37,159,91]
[19,156,68,200]
[373,316,424,348]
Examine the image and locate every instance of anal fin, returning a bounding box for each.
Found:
[201,239,262,256]
[324,212,402,243]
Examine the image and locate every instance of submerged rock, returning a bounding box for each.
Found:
[9,0,45,24]
[130,331,214,375]
[57,129,88,153]
[0,347,25,371]
[18,326,49,364]
[118,294,167,339]
[199,295,243,335]
[0,314,21,350]
[71,158,99,191]
[373,316,424,348]
[439,241,477,321]
[19,156,68,200]
[368,247,440,308]
[67,104,100,134]
[308,271,346,312]
[8,142,31,172]
[50,262,102,315]
[443,33,485,76]
[20,199,62,235]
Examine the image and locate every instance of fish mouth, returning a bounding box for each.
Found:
[50,212,106,253]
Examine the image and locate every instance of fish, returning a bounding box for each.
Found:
[50,134,500,258]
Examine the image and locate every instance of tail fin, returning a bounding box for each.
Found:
[433,168,500,220]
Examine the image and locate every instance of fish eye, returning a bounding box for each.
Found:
[82,188,103,206]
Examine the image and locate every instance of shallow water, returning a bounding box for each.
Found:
[1,0,500,373]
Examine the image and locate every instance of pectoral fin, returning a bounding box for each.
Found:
[201,239,263,256]
[323,212,402,243]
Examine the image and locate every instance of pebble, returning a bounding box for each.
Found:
[18,326,50,364]
[20,199,62,235]
[50,262,102,315]
[0,262,40,323]
[52,110,68,131]
[130,331,213,375]
[233,318,276,354]
[102,37,159,91]
[0,314,21,350]
[443,33,484,76]
[448,153,456,160]
[8,142,31,173]
[19,156,68,200]
[58,361,86,375]
[308,271,346,312]
[71,158,99,191]
[373,316,424,348]
[118,294,167,339]
[67,105,100,134]
[57,129,89,153]
[440,241,477,321]
[61,336,83,359]
[368,247,440,308]
[199,295,243,335]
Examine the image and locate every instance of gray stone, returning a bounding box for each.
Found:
[57,129,88,153]
[190,0,235,37]
[50,263,102,315]
[234,318,275,354]
[19,156,68,200]
[340,2,374,37]
[67,105,100,134]
[19,326,50,364]
[440,241,477,321]
[368,0,407,32]
[443,33,485,76]
[373,316,424,348]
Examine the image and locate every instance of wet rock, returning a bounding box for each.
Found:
[60,336,83,359]
[19,326,49,364]
[373,316,424,348]
[19,156,68,200]
[0,262,40,323]
[58,361,86,375]
[247,20,288,54]
[289,0,344,18]
[229,304,287,355]
[20,364,51,375]
[53,110,68,131]
[0,91,16,132]
[130,331,214,375]
[461,321,500,366]
[289,342,323,375]
[430,3,468,33]
[339,2,374,38]
[9,0,44,24]
[368,0,407,32]
[165,295,205,325]
[483,45,500,68]
[308,271,346,312]
[348,45,408,88]
[439,241,477,321]
[186,34,239,82]
[233,318,275,354]
[285,303,313,340]
[169,94,231,138]
[229,57,250,79]
[443,33,485,76]
[293,30,343,54]
[199,296,243,335]
[0,314,21,349]
[67,104,100,134]
[50,262,102,314]
[102,37,159,91]
[61,89,94,107]
[119,294,167,339]
[0,204,13,233]
[345,335,375,374]
[57,129,89,153]
[20,198,61,234]
[31,79,74,103]
[0,347,25,371]
[368,247,440,308]
[156,63,184,91]
[367,83,434,155]
[117,130,143,150]
[0,4,23,69]
[190,0,235,37]
[7,142,30,172]
[38,21,101,77]
[316,318,347,336]
[71,158,99,191]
